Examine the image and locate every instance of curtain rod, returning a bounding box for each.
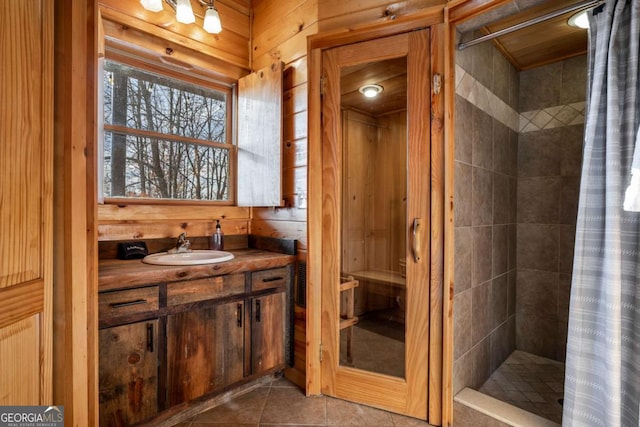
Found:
[457,0,605,51]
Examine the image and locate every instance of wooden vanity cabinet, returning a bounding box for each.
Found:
[98,261,293,425]
[166,300,245,405]
[99,319,159,426]
[250,292,286,376]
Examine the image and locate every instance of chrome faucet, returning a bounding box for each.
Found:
[175,232,191,253]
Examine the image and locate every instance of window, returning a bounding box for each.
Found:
[101,58,233,203]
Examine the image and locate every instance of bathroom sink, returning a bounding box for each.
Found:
[142,250,234,266]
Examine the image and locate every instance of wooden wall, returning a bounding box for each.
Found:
[251,0,318,387]
[318,0,446,32]
[341,110,407,276]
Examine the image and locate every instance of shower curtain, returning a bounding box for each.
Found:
[563,1,640,426]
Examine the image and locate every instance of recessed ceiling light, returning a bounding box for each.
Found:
[568,10,589,29]
[358,84,384,98]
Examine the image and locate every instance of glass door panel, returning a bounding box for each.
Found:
[339,57,407,378]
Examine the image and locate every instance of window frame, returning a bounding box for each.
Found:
[99,49,237,206]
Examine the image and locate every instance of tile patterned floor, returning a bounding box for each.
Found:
[172,376,436,427]
[478,350,565,424]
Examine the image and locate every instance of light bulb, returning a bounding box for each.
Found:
[203,6,222,34]
[358,84,383,98]
[568,10,589,29]
[140,0,163,12]
[176,0,195,24]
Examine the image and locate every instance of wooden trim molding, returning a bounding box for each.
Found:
[447,0,513,24]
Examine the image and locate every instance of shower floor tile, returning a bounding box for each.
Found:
[478,350,564,424]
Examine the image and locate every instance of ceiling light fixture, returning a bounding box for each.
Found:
[140,0,222,34]
[359,84,384,98]
[568,10,590,29]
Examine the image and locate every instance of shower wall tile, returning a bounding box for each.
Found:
[561,125,584,176]
[471,337,492,389]
[472,226,493,286]
[561,55,588,105]
[517,177,561,223]
[558,273,572,323]
[493,52,511,105]
[509,176,518,224]
[518,129,562,177]
[454,290,473,359]
[559,225,576,274]
[519,61,562,111]
[491,274,508,328]
[490,319,514,373]
[455,162,472,227]
[472,33,494,93]
[516,313,558,360]
[516,270,558,318]
[455,96,474,163]
[455,226,472,294]
[507,271,516,316]
[493,173,510,225]
[472,167,493,226]
[561,176,581,224]
[454,41,518,393]
[493,121,511,175]
[453,349,474,395]
[472,281,492,345]
[508,224,517,270]
[473,108,494,169]
[509,63,520,111]
[492,225,508,276]
[517,224,559,271]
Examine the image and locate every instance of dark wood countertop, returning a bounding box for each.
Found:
[99,249,295,292]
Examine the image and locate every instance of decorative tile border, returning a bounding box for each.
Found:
[455,64,519,132]
[519,102,585,133]
[455,64,586,134]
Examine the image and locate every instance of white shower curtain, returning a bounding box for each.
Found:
[563,1,640,426]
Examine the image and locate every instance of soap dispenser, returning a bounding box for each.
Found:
[210,219,224,250]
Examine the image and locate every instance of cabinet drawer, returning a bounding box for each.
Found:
[251,267,289,291]
[99,286,159,320]
[167,274,245,306]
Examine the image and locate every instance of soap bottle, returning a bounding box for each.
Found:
[210,219,224,250]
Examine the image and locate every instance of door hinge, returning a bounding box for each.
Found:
[320,75,326,97]
[319,342,323,362]
[433,73,442,95]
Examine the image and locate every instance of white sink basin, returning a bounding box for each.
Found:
[142,250,234,266]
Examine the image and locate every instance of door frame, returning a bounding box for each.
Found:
[307,9,446,425]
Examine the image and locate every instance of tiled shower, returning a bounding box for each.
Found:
[452,30,586,423]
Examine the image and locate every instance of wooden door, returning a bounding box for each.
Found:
[99,320,159,426]
[251,292,286,375]
[166,301,244,405]
[0,0,53,405]
[320,29,431,419]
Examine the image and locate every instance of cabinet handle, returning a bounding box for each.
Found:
[255,300,261,322]
[147,323,154,353]
[262,276,283,283]
[237,303,243,327]
[109,299,147,308]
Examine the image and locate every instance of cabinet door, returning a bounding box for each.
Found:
[99,320,159,426]
[167,301,244,405]
[251,292,286,376]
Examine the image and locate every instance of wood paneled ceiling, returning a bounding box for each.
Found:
[341,57,407,117]
[462,0,590,70]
